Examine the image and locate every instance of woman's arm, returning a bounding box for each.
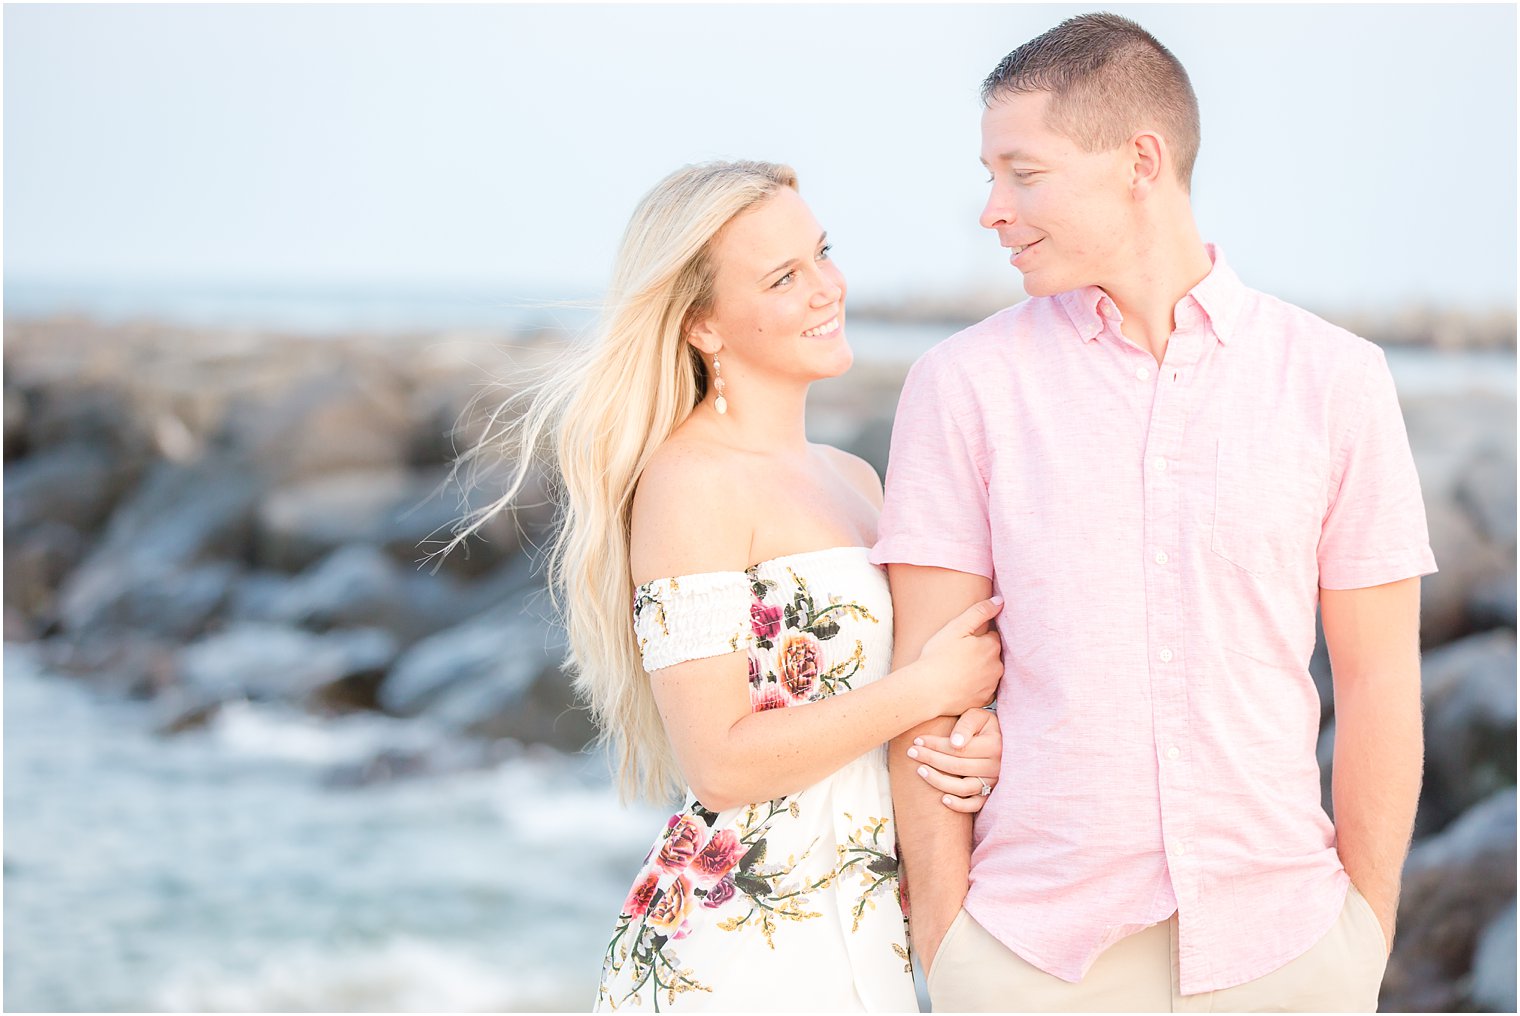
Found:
[631,444,1001,812]
[651,599,1001,812]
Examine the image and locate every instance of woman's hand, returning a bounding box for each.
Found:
[909,706,1003,813]
[914,596,1004,717]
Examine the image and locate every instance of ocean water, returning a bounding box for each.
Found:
[4,280,1514,394]
[2,644,668,1012]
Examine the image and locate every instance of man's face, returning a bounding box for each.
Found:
[979,90,1133,297]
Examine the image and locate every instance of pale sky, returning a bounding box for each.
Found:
[5,3,1516,316]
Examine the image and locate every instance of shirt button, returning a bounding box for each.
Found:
[1159,648,1174,663]
[1166,745,1181,760]
[1135,366,1151,381]
[1152,457,1168,472]
[1175,841,1191,856]
[1154,550,1169,565]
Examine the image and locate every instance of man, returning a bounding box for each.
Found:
[870,12,1435,1012]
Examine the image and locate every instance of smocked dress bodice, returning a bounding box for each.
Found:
[595,546,916,1012]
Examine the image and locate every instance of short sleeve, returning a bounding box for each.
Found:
[1317,345,1438,589]
[633,571,754,672]
[869,349,994,578]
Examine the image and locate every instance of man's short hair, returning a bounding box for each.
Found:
[982,12,1201,190]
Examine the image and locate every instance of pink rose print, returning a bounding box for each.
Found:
[778,632,821,700]
[688,829,744,888]
[750,600,783,642]
[623,870,660,919]
[646,873,694,935]
[753,683,788,712]
[702,875,737,909]
[748,653,763,687]
[655,814,706,873]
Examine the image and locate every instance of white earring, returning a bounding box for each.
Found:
[713,355,728,415]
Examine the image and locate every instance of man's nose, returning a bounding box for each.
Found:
[980,184,1016,231]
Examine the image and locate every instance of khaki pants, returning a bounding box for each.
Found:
[927,884,1390,1012]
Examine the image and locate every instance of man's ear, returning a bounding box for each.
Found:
[1130,130,1166,199]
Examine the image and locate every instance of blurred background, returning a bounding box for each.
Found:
[3,3,1515,1012]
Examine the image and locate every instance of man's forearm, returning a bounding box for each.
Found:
[1331,668,1422,947]
[1323,578,1425,951]
[890,716,972,970]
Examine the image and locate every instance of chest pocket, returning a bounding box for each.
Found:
[1211,435,1328,576]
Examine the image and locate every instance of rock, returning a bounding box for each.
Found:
[1420,499,1506,646]
[1381,788,1518,1013]
[216,368,413,485]
[1468,902,1517,1014]
[265,543,410,630]
[175,623,399,706]
[254,467,523,577]
[1421,630,1518,821]
[3,443,124,537]
[55,458,261,636]
[1467,571,1517,630]
[378,581,592,752]
[38,630,179,699]
[2,520,87,625]
[4,385,27,460]
[4,605,34,642]
[1456,443,1518,550]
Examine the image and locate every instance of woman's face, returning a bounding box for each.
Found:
[688,187,850,386]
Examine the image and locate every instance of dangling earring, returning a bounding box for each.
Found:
[712,355,728,415]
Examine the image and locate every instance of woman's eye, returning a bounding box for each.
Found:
[816,244,833,260]
[771,270,795,289]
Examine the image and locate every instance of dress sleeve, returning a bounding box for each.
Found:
[633,571,755,672]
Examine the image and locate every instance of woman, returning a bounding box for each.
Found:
[449,161,1004,1011]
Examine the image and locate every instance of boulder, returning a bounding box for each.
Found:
[1468,902,1517,1014]
[55,459,261,636]
[1421,630,1518,820]
[2,520,87,625]
[1467,571,1518,630]
[3,442,124,537]
[378,581,591,752]
[1381,788,1517,1013]
[254,467,526,577]
[4,384,27,460]
[174,622,399,705]
[215,367,413,485]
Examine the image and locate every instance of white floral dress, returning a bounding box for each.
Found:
[596,546,917,1012]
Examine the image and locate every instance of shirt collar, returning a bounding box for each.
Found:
[1057,243,1246,345]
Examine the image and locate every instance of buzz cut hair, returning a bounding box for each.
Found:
[981,12,1201,190]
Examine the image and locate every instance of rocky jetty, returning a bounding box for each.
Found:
[4,314,1514,1011]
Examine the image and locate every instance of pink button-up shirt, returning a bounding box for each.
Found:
[870,246,1436,994]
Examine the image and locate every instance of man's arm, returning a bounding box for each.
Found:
[887,563,995,974]
[1322,576,1424,953]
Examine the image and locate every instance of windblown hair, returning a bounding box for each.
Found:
[982,12,1201,189]
[443,160,798,802]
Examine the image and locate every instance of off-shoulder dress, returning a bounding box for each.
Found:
[594,546,917,1012]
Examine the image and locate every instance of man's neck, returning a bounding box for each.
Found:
[1100,220,1214,364]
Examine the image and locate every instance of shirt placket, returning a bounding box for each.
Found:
[1138,321,1208,983]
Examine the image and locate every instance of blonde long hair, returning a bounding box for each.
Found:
[445,160,798,802]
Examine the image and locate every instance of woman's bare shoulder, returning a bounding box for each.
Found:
[629,435,754,585]
[815,443,884,510]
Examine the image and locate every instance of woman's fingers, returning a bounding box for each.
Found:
[907,741,1000,778]
[939,791,989,814]
[916,763,991,801]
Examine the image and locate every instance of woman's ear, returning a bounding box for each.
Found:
[685,311,722,358]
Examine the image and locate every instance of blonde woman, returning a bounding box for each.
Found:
[452,161,1005,1011]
